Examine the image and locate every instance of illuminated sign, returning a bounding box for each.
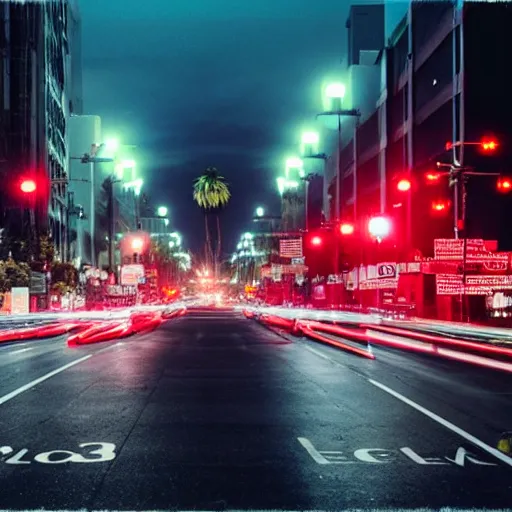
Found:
[434,239,499,260]
[437,274,512,295]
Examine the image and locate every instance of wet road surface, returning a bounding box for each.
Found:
[0,309,511,510]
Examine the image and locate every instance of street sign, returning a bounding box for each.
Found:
[11,287,29,314]
[120,264,144,286]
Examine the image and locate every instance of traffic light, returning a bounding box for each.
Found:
[20,179,37,194]
[481,140,498,152]
[311,235,322,247]
[431,199,450,214]
[497,177,512,193]
[396,178,411,192]
[424,171,442,184]
[339,223,354,235]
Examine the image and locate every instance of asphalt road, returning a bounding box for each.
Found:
[0,309,511,510]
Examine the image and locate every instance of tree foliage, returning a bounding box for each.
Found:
[193,167,231,270]
[51,262,79,294]
[0,259,31,293]
[193,167,231,210]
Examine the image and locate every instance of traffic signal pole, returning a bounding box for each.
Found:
[439,156,504,321]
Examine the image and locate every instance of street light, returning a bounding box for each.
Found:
[317,82,360,277]
[285,157,304,178]
[157,206,168,217]
[324,82,346,111]
[255,206,264,217]
[368,216,391,242]
[131,237,143,252]
[105,138,120,153]
[301,131,320,157]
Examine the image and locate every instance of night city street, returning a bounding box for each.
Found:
[0,310,510,510]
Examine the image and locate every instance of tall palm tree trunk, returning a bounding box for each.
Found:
[204,213,213,267]
[216,214,222,277]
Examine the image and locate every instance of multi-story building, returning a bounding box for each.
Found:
[68,115,142,269]
[337,1,512,259]
[68,114,101,266]
[0,0,82,261]
[326,4,384,225]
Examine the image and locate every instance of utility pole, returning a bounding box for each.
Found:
[107,178,114,271]
[439,153,506,322]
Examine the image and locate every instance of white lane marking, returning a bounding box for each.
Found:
[297,437,329,464]
[8,347,34,355]
[368,378,512,467]
[0,355,92,406]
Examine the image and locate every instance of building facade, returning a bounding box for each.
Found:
[337,0,512,260]
[0,0,82,262]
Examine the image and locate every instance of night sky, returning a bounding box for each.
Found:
[80,0,356,254]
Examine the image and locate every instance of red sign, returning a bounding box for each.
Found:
[434,239,499,260]
[437,274,512,295]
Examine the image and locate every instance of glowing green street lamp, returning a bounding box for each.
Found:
[105,138,120,153]
[301,131,319,155]
[323,82,346,111]
[255,206,264,217]
[157,206,168,217]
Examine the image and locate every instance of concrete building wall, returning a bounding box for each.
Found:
[67,0,83,115]
[339,0,512,259]
[68,114,101,265]
[346,4,384,67]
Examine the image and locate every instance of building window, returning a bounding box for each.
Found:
[414,35,453,113]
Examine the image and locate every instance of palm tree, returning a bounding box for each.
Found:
[193,167,231,273]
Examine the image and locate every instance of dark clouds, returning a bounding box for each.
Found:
[80,0,354,252]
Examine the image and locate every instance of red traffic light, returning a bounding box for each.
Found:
[497,177,512,193]
[481,140,498,152]
[431,199,450,213]
[396,179,411,192]
[20,179,37,193]
[311,235,322,246]
[339,223,354,235]
[425,171,442,184]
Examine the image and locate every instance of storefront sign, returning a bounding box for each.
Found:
[11,287,29,314]
[437,274,512,295]
[434,239,499,260]
[120,264,144,286]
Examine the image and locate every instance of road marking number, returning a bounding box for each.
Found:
[298,437,499,467]
[0,443,116,465]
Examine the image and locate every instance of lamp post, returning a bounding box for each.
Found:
[316,82,360,277]
[300,131,327,231]
[70,145,114,267]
